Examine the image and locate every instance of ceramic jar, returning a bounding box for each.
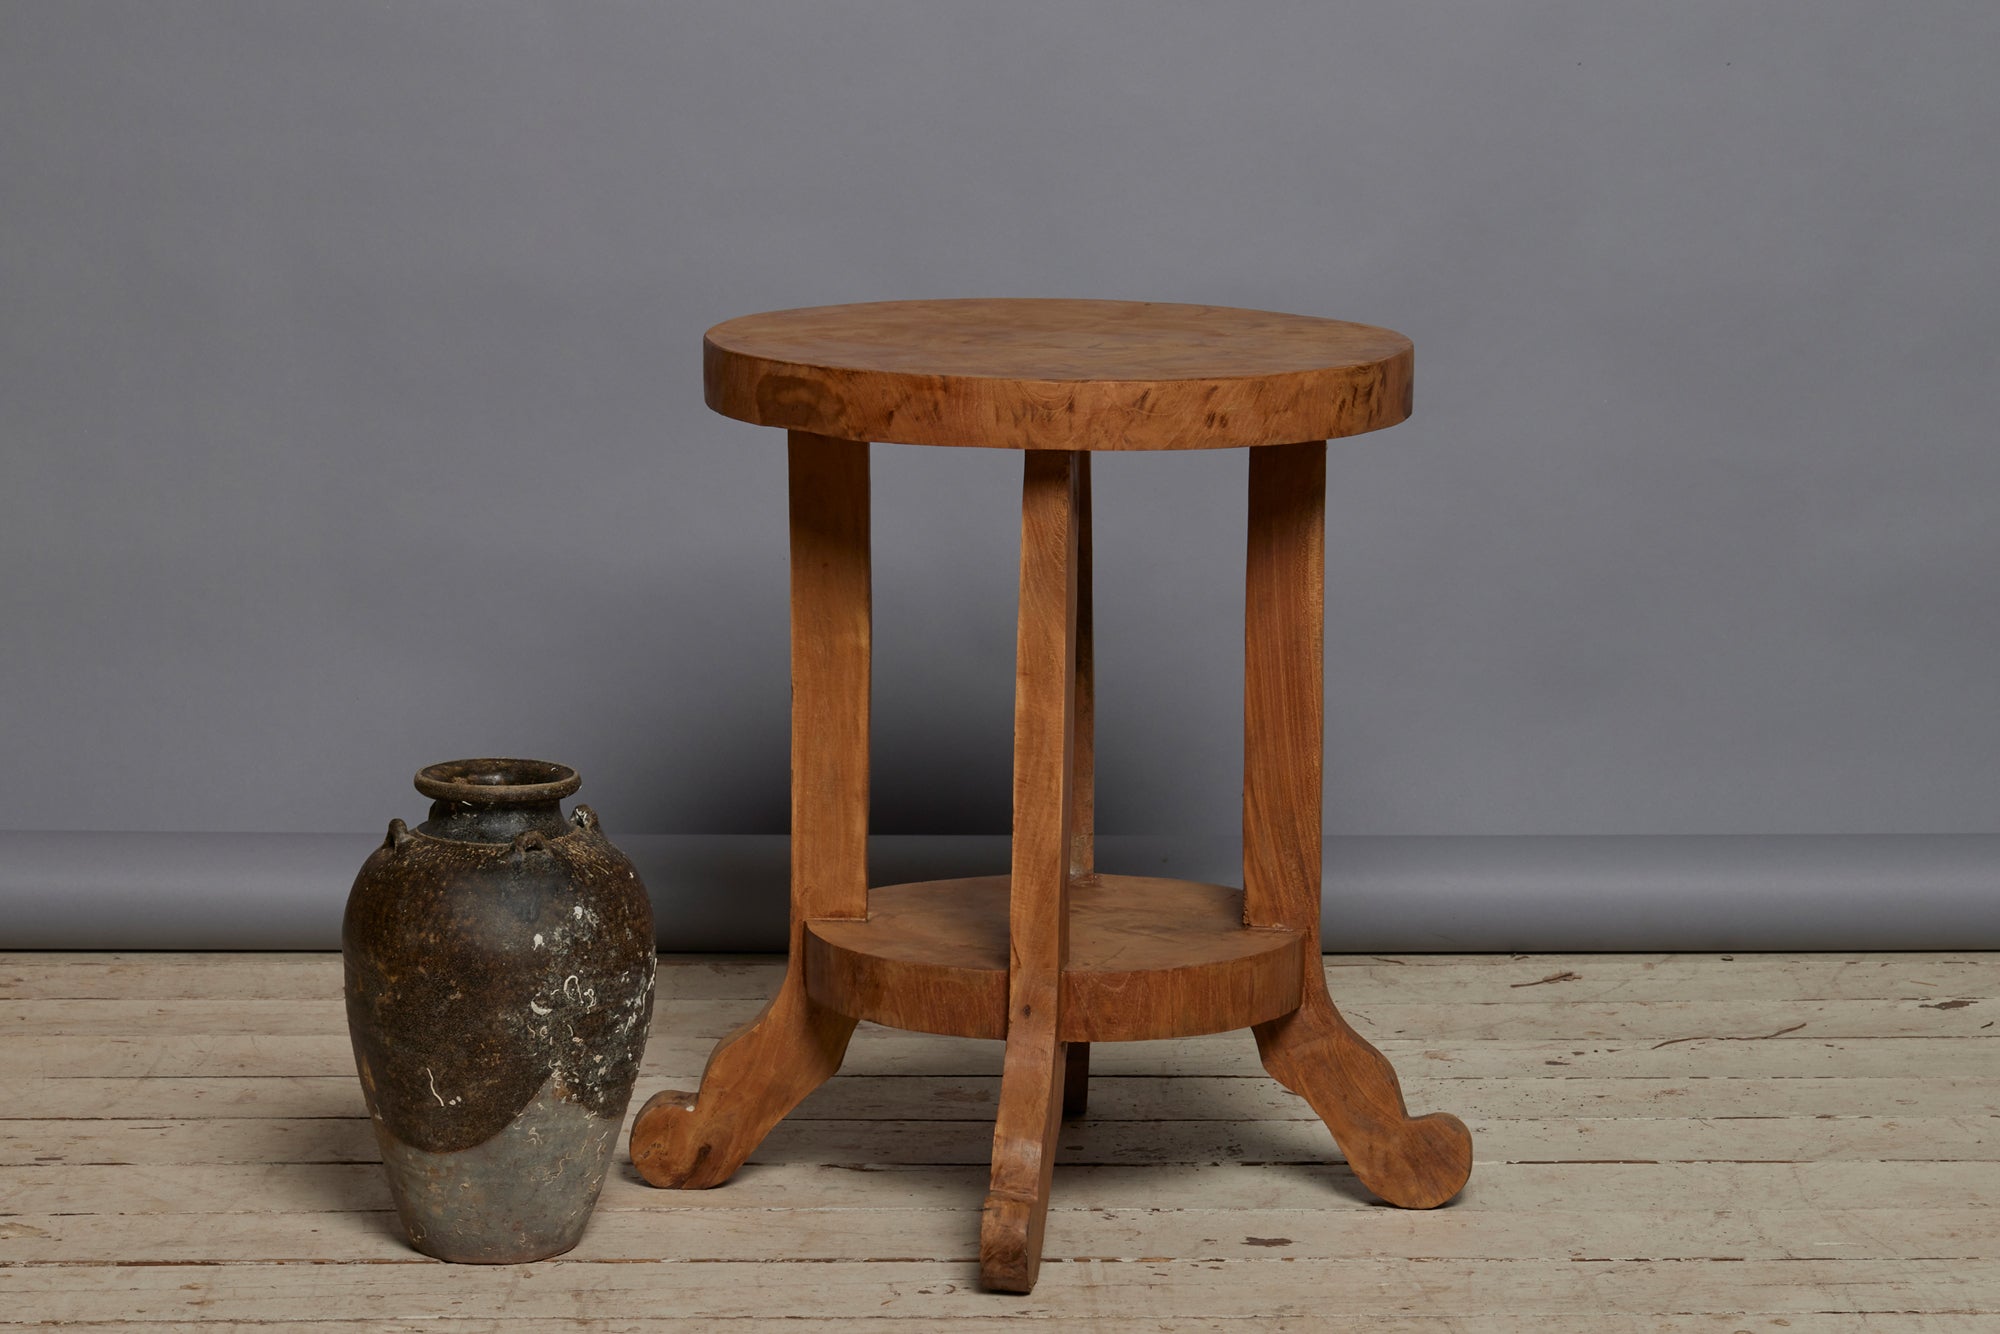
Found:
[343,759,655,1263]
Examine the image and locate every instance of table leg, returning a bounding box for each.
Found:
[1064,453,1093,1121]
[979,450,1080,1293]
[1241,441,1473,1211]
[629,432,872,1189]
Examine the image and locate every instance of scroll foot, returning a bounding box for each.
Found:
[1254,990,1472,1209]
[978,1030,1067,1292]
[628,965,855,1190]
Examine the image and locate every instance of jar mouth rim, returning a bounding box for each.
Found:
[414,758,581,805]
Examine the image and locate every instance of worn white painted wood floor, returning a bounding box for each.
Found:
[1,952,1994,1330]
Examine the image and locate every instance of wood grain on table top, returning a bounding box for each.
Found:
[703,298,1414,451]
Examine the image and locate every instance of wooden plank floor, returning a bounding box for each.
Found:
[1,952,1995,1331]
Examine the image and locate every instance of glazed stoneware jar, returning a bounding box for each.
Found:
[343,759,656,1263]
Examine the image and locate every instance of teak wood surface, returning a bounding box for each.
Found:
[804,875,1305,1043]
[703,298,1413,451]
[631,302,1469,1293]
[629,434,872,1190]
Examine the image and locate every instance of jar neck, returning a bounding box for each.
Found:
[409,759,583,845]
[418,797,571,844]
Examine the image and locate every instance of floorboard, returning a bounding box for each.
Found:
[1,951,1994,1329]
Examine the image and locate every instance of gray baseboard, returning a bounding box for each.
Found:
[4,832,1996,952]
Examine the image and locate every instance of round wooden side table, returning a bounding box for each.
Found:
[629,299,1473,1293]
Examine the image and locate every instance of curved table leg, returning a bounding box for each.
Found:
[980,1022,1068,1291]
[1255,990,1473,1208]
[980,450,1081,1293]
[1062,454,1094,1125]
[630,966,854,1188]
[1243,441,1472,1210]
[630,432,873,1190]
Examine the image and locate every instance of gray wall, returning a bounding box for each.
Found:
[5,3,1998,866]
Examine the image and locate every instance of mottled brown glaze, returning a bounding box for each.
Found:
[344,759,655,1263]
[703,299,1413,451]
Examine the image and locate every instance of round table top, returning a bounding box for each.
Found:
[703,299,1412,451]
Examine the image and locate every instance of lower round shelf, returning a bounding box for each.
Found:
[803,874,1305,1042]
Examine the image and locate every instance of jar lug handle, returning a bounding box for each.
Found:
[511,829,551,868]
